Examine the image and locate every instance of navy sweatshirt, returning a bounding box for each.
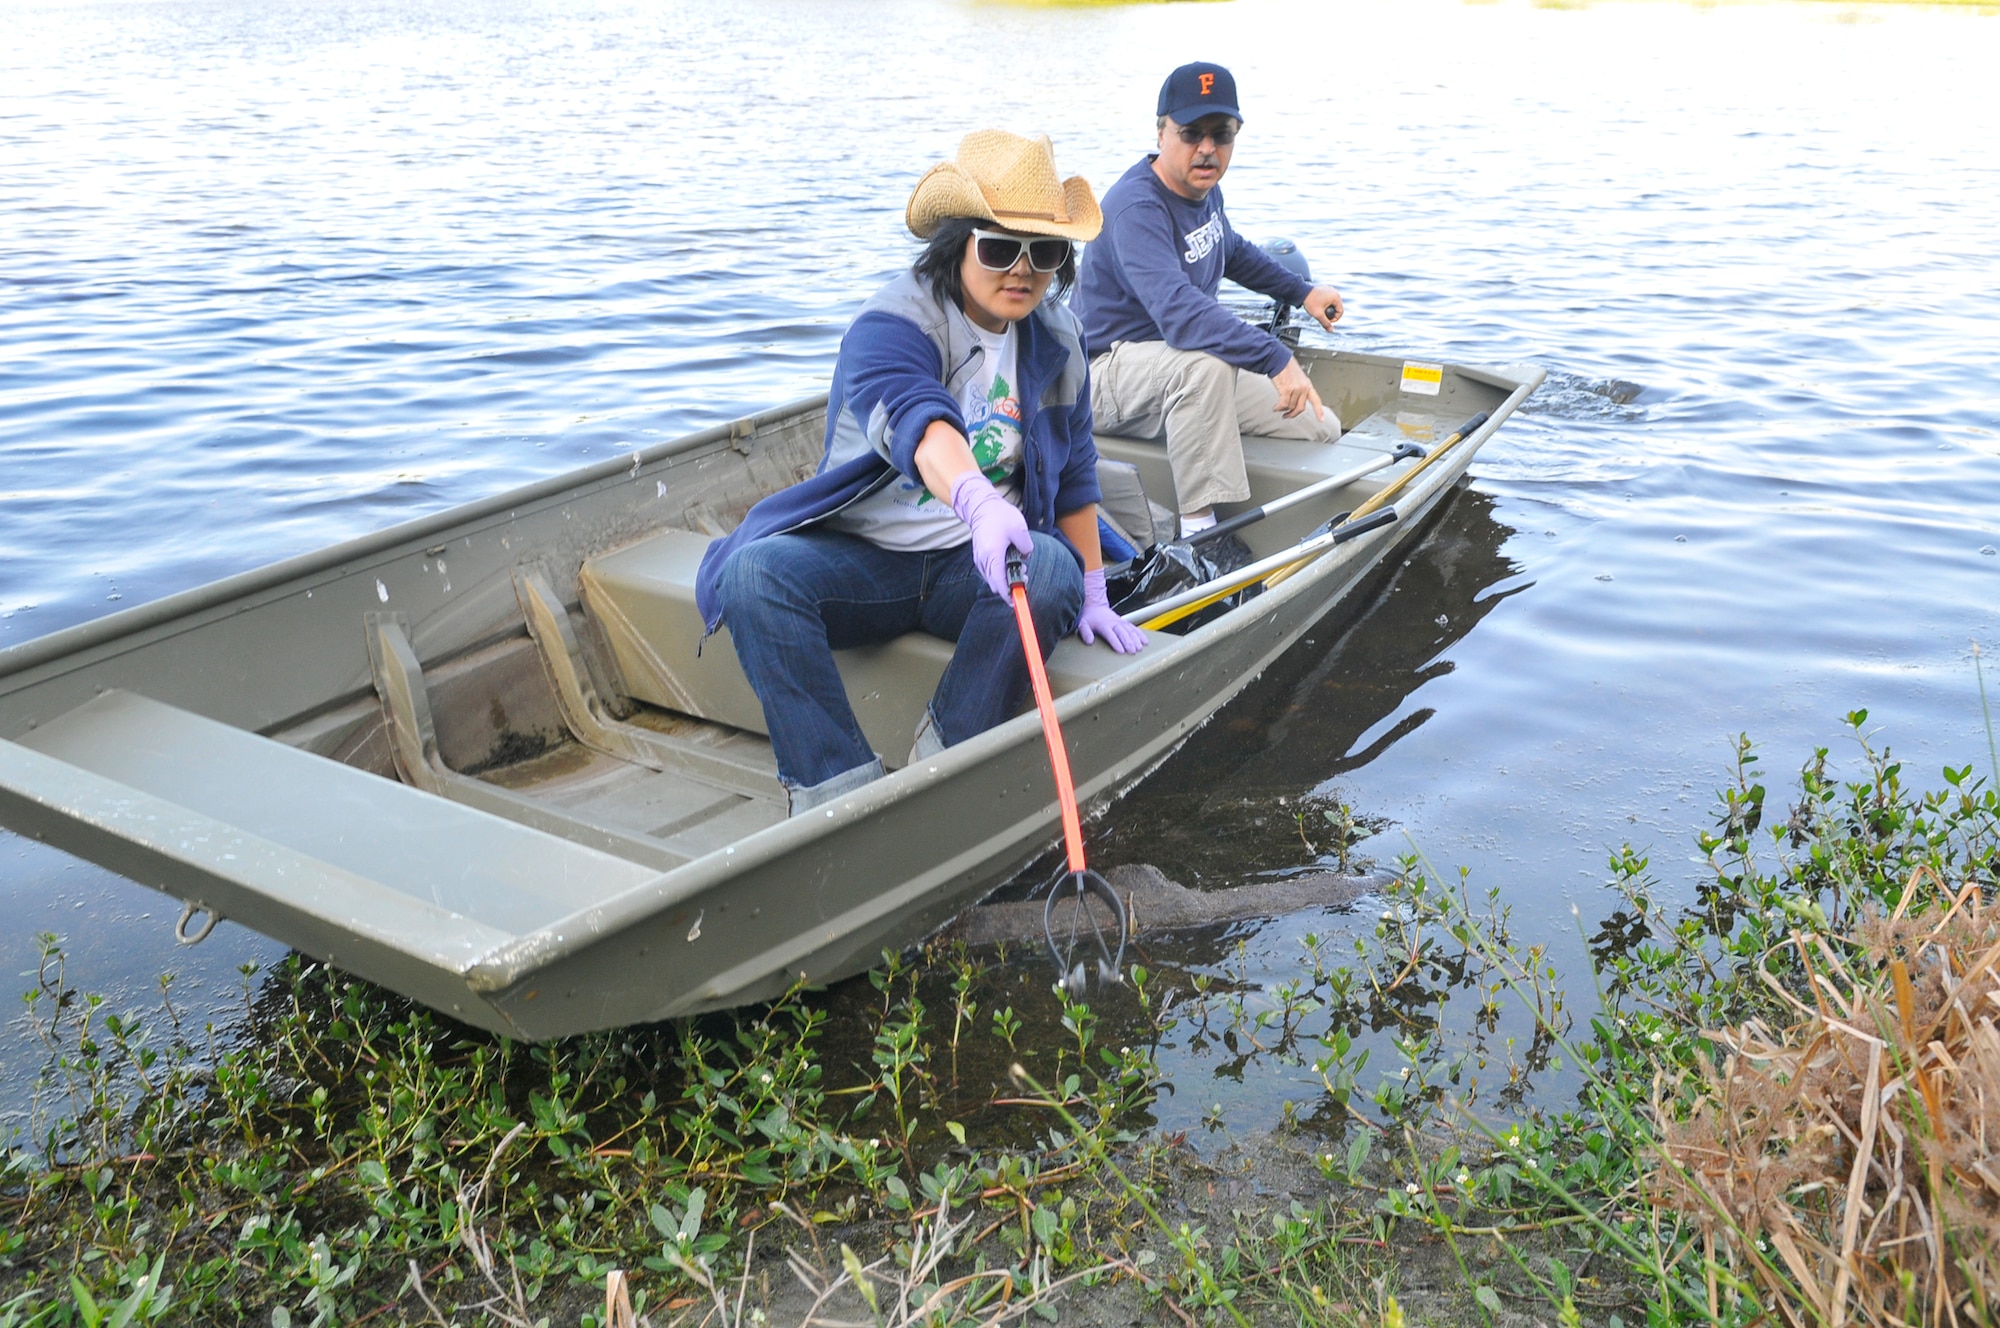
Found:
[1071,155,1315,379]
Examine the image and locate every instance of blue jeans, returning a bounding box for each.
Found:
[715,528,1083,806]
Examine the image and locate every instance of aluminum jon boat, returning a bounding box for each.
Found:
[0,348,1542,1039]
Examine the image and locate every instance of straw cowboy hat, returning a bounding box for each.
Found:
[906,130,1102,243]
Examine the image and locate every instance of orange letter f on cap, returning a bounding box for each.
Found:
[1199,73,1215,95]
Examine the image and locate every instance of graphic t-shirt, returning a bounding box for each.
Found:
[830,319,1024,551]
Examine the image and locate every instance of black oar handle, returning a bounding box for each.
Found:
[1332,506,1399,542]
[1191,503,1271,547]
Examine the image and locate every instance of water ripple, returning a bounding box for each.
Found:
[4,0,2000,1134]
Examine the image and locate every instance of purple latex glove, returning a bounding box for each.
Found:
[949,470,1032,599]
[1077,568,1148,654]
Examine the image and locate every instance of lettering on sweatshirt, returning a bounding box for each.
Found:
[1181,215,1225,264]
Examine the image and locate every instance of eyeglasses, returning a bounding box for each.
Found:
[971,229,1073,274]
[1174,121,1238,147]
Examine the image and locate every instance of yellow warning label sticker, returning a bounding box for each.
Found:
[1400,361,1443,396]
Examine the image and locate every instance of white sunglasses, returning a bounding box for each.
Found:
[970,228,1073,274]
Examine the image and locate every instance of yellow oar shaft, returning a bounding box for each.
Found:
[1347,411,1488,521]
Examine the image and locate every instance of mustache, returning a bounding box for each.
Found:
[1190,154,1220,168]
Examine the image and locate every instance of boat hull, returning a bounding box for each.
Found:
[0,349,1543,1038]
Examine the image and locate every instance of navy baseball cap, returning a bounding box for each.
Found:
[1157,62,1241,125]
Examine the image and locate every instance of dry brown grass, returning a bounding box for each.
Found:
[1655,873,2000,1327]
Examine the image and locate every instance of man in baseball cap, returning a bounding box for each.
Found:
[1072,62,1346,549]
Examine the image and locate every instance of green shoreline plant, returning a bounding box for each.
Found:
[2,709,1995,1326]
[1346,712,2000,1327]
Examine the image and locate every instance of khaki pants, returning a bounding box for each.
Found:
[1089,341,1342,516]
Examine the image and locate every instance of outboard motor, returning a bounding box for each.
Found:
[1259,237,1313,348]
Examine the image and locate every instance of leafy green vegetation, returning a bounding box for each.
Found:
[4,708,1996,1325]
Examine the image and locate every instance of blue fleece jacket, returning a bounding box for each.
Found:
[694,271,1101,633]
[1072,156,1315,378]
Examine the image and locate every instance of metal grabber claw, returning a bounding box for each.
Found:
[1043,865,1128,998]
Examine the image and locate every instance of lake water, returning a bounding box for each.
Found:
[4,0,1999,1138]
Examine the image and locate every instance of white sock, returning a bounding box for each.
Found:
[1180,510,1217,537]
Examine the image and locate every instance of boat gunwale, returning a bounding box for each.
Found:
[0,394,831,687]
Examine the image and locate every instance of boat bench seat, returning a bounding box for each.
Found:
[580,529,1143,766]
[4,690,663,948]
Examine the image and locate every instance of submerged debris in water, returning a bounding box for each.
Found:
[948,862,1388,948]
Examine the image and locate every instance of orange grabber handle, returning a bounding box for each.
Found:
[1006,552,1086,874]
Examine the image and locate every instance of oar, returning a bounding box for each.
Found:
[1256,409,1491,594]
[1131,410,1493,630]
[1183,442,1425,549]
[1129,508,1399,631]
[1110,445,1420,617]
[1347,411,1488,522]
[1004,551,1127,996]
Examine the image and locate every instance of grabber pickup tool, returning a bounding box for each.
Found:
[1005,550,1128,997]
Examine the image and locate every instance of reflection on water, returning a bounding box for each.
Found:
[1094,488,1521,884]
[1059,490,1544,1134]
[6,0,2000,1137]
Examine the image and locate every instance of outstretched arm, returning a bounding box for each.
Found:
[912,417,979,501]
[1223,233,1343,328]
[839,311,965,480]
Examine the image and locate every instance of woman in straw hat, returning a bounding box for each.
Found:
[696,130,1146,816]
